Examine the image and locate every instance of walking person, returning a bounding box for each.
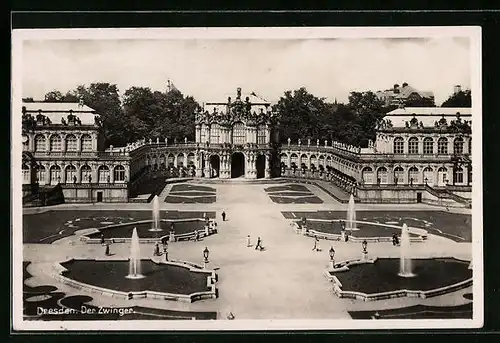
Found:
[247,235,251,247]
[105,243,110,256]
[100,233,105,245]
[195,230,200,241]
[221,211,226,221]
[255,236,263,251]
[312,236,321,252]
[154,242,160,256]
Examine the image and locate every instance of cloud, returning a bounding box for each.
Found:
[22,37,471,105]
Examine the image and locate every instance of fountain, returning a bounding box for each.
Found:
[149,195,162,232]
[346,194,356,231]
[398,224,415,278]
[126,228,144,279]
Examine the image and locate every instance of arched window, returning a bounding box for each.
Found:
[280,153,289,167]
[319,155,325,168]
[310,155,317,169]
[210,124,220,144]
[49,135,62,152]
[257,124,267,145]
[393,137,404,154]
[299,154,307,168]
[454,137,464,155]
[22,135,29,151]
[35,135,46,152]
[65,165,76,183]
[167,154,175,167]
[377,167,388,184]
[408,137,419,154]
[114,165,126,182]
[423,137,434,155]
[159,154,166,169]
[453,166,464,184]
[408,166,419,184]
[290,153,298,167]
[423,167,434,186]
[65,134,77,151]
[394,167,404,184]
[50,165,61,185]
[438,137,448,154]
[22,164,30,184]
[98,165,110,183]
[362,167,374,184]
[37,165,46,185]
[437,167,448,186]
[326,156,332,166]
[81,134,92,152]
[177,153,185,167]
[187,153,195,166]
[81,165,92,183]
[232,122,246,145]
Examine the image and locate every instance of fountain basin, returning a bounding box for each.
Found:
[324,257,472,301]
[56,259,218,303]
[80,218,216,244]
[296,219,427,242]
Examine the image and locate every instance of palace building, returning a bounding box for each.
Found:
[21,88,472,208]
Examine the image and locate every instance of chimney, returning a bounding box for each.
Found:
[454,85,462,94]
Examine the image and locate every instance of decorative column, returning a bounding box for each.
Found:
[203,153,211,178]
[265,153,270,178]
[195,125,201,143]
[76,133,82,152]
[109,164,115,183]
[60,162,66,184]
[45,133,50,152]
[196,153,203,177]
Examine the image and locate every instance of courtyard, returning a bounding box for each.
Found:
[21,180,473,321]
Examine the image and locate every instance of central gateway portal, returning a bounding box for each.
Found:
[231,152,245,178]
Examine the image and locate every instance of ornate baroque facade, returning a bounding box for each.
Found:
[21,91,472,207]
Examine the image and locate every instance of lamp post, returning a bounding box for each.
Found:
[203,247,210,268]
[329,246,336,270]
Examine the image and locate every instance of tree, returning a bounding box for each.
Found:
[441,90,472,107]
[44,90,64,102]
[272,87,328,143]
[346,91,385,147]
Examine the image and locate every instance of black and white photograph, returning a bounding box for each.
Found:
[11,26,482,331]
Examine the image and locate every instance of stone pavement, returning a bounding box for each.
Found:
[22,180,473,319]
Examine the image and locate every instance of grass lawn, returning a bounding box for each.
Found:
[170,184,216,193]
[264,184,311,193]
[269,196,323,204]
[165,196,216,204]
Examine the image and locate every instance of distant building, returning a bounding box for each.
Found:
[376,82,435,107]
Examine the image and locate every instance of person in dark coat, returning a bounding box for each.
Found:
[105,243,110,256]
[154,242,160,256]
[100,233,105,245]
[255,237,263,251]
[221,211,226,221]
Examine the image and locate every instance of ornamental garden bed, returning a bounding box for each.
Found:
[165,196,216,204]
[269,196,323,204]
[264,184,311,193]
[170,184,216,193]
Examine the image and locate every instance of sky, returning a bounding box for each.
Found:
[21,37,471,105]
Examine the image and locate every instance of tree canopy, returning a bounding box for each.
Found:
[441,90,472,107]
[273,88,385,147]
[41,83,200,148]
